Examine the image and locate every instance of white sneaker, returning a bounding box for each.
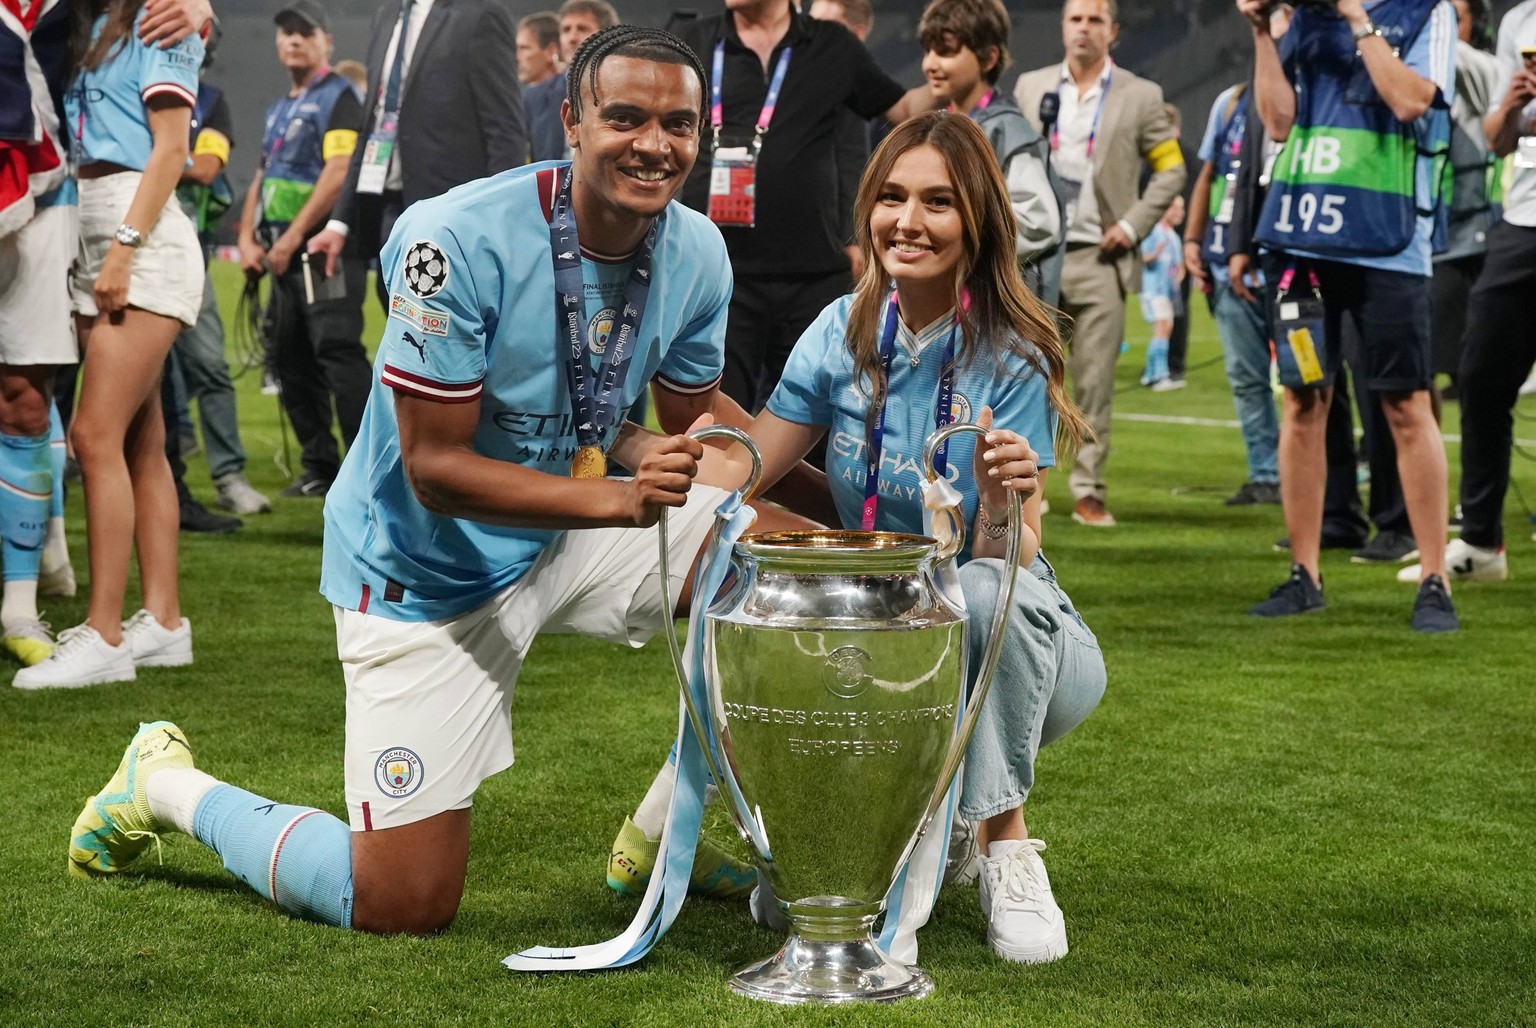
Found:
[1396,538,1508,583]
[12,624,135,689]
[38,561,76,598]
[943,817,980,886]
[978,839,1068,964]
[121,609,193,668]
[214,472,272,515]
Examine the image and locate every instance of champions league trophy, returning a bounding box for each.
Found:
[659,424,1021,1004]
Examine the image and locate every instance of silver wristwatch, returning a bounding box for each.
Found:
[113,223,144,248]
[1351,20,1381,43]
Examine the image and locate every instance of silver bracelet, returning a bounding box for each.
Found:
[978,504,1008,540]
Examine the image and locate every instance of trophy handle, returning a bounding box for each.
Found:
[912,421,1024,845]
[654,425,764,837]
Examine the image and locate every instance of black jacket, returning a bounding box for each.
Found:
[333,0,528,257]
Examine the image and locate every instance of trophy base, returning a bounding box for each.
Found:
[729,933,932,1005]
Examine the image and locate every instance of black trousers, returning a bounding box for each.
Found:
[723,270,852,412]
[1457,221,1536,549]
[266,257,371,482]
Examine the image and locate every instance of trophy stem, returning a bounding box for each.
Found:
[729,919,932,1005]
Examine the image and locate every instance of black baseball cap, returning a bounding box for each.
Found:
[274,1,329,34]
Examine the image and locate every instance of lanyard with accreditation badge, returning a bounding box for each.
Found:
[357,0,414,195]
[707,41,792,227]
[549,166,658,479]
[860,293,958,531]
[1048,59,1113,231]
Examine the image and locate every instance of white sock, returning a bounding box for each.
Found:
[987,839,1026,860]
[41,517,69,574]
[1,579,39,630]
[632,760,677,840]
[146,767,222,835]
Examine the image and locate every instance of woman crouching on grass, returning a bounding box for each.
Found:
[611,111,1108,963]
[15,0,203,689]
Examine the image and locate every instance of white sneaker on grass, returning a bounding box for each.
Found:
[1396,538,1507,583]
[214,472,272,515]
[38,561,76,598]
[121,609,193,668]
[12,624,135,689]
[978,839,1068,964]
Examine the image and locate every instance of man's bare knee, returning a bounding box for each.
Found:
[350,808,471,936]
[1285,386,1331,420]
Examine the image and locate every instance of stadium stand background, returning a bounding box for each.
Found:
[209,0,1524,243]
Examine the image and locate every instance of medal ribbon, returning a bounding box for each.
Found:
[710,41,793,151]
[1049,58,1114,159]
[860,292,959,531]
[549,165,658,453]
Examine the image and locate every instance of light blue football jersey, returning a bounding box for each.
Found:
[321,163,730,622]
[65,9,202,171]
[768,295,1057,562]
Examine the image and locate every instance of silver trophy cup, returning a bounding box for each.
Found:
[659,424,1021,1004]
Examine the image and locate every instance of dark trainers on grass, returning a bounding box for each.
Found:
[1250,564,1325,617]
[1226,481,1281,506]
[1411,575,1459,633]
[1351,530,1418,564]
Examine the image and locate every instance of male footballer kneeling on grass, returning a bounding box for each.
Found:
[65,26,812,935]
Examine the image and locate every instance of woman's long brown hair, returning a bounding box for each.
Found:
[845,111,1088,455]
[72,0,147,73]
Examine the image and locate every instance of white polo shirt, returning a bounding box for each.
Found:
[1494,0,1536,227]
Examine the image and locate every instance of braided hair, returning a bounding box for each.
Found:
[565,25,709,124]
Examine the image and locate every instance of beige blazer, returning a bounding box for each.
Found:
[1014,63,1186,294]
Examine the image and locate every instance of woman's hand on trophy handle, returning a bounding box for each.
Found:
[973,407,1041,511]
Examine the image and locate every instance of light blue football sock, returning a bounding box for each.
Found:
[0,430,52,582]
[192,785,355,928]
[48,404,64,519]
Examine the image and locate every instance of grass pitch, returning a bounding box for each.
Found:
[5,262,1534,1026]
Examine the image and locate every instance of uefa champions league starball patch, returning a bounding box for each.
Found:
[402,241,450,299]
[375,747,424,797]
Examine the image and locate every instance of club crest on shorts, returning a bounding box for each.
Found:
[374,747,424,798]
[402,240,449,299]
[588,306,616,355]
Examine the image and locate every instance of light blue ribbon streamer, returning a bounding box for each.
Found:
[504,496,755,972]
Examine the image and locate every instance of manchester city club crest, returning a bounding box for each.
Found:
[588,307,616,355]
[402,240,450,299]
[951,392,972,425]
[374,746,424,798]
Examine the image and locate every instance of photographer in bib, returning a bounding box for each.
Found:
[1238,0,1460,631]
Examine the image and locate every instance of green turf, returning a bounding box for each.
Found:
[5,262,1534,1025]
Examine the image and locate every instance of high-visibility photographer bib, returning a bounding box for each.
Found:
[1256,0,1450,261]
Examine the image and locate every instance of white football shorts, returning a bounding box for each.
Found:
[0,201,79,365]
[338,483,730,832]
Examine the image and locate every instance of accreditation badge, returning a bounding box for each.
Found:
[1056,174,1084,232]
[1273,267,1328,390]
[356,115,398,196]
[1215,173,1237,225]
[707,146,758,228]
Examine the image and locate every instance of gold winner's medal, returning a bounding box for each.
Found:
[571,445,607,480]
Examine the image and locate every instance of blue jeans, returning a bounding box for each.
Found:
[173,274,247,479]
[957,554,1106,821]
[1213,283,1280,484]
